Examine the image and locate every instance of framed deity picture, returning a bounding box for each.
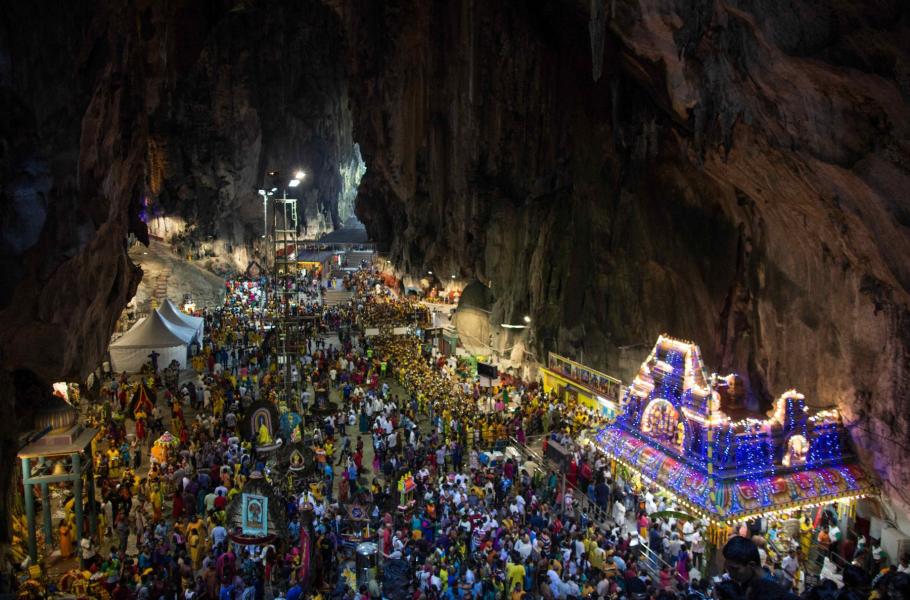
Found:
[241,493,268,536]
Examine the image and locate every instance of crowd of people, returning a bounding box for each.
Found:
[10,261,907,600]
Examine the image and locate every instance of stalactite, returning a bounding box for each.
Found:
[589,0,606,81]
[147,136,168,196]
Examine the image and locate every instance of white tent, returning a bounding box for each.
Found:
[157,299,204,341]
[109,312,191,373]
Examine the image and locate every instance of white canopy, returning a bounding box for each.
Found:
[109,311,191,373]
[157,299,204,341]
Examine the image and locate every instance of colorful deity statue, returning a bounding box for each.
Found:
[258,421,273,446]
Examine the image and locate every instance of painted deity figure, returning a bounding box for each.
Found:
[258,420,273,446]
[782,435,809,467]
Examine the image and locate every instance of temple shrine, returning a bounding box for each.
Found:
[596,335,877,527]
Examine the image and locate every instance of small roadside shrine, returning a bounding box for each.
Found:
[18,395,99,563]
[596,335,877,548]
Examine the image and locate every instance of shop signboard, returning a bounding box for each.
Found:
[547,352,622,403]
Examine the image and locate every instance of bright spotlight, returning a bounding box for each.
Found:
[270,187,277,192]
[288,179,300,188]
[427,271,433,275]
[258,189,266,195]
[523,315,531,323]
[294,170,306,180]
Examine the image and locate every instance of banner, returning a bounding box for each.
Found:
[241,493,269,537]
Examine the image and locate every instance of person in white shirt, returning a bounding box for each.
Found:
[645,494,657,515]
[612,501,627,530]
[514,535,533,560]
[546,568,565,600]
[782,549,799,584]
[515,494,526,516]
[898,555,910,574]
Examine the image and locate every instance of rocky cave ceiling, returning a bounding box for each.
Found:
[0,0,909,534]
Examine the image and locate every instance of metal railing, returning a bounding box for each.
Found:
[638,539,677,581]
[506,435,675,581]
[507,435,613,530]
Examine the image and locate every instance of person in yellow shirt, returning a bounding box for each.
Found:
[325,440,335,461]
[482,423,493,446]
[227,484,241,502]
[150,486,163,523]
[438,564,449,592]
[506,554,526,593]
[589,541,605,573]
[800,517,813,560]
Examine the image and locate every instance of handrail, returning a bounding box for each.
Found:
[507,435,680,578]
[638,538,677,579]
[507,435,613,530]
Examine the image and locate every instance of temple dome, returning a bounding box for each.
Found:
[34,395,78,432]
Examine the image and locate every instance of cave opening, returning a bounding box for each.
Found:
[322,142,368,241]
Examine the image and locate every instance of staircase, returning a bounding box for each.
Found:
[151,266,172,306]
[323,288,353,307]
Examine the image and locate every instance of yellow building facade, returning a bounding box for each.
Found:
[541,352,622,419]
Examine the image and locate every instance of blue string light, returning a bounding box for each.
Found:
[603,337,862,521]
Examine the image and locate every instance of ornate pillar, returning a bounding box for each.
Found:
[21,457,37,562]
[72,452,83,543]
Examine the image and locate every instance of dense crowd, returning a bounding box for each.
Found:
[10,264,905,600]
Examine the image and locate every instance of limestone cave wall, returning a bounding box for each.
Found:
[0,0,160,542]
[148,0,356,271]
[0,0,362,547]
[335,0,910,512]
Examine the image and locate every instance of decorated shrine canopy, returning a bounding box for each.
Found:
[595,335,876,523]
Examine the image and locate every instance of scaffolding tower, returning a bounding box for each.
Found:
[271,193,307,412]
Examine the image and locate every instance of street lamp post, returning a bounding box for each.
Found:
[260,168,305,259]
[263,168,306,411]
